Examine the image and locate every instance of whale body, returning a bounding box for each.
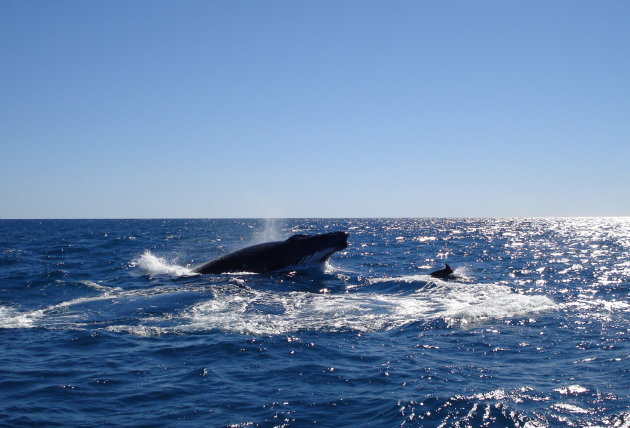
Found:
[194,231,348,274]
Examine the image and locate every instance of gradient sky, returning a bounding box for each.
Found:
[2,1,629,218]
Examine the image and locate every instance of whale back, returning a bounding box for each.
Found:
[194,232,348,274]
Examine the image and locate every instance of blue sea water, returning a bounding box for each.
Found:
[0,218,628,427]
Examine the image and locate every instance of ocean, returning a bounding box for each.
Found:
[0,218,628,427]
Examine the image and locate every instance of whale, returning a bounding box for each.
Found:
[193,231,348,274]
[430,264,454,279]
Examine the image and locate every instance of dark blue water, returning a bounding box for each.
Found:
[1,218,628,427]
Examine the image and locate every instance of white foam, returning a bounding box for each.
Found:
[78,280,123,292]
[131,250,197,278]
[368,274,431,284]
[0,306,40,329]
[105,324,169,336]
[0,285,191,330]
[1,276,555,336]
[430,282,555,326]
[9,293,127,328]
[183,282,556,335]
[555,385,589,395]
[367,266,473,285]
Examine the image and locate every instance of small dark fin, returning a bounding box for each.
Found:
[430,264,454,279]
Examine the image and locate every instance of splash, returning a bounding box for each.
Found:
[131,250,197,277]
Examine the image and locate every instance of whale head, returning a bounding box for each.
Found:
[285,231,348,266]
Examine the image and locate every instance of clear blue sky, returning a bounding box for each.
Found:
[2,1,629,218]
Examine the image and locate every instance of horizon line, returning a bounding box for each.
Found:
[1,216,628,221]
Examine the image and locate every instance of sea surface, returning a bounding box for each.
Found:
[0,218,628,427]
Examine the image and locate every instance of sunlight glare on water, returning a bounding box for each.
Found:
[0,218,628,427]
